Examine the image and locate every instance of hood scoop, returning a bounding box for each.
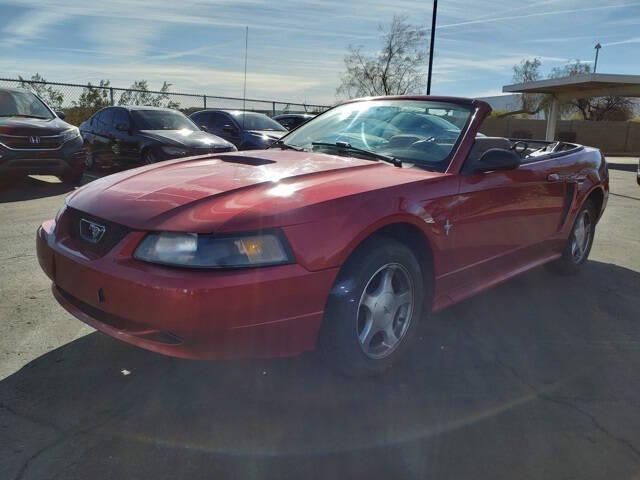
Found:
[214,155,276,166]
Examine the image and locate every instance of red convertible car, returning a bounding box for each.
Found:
[37,96,608,375]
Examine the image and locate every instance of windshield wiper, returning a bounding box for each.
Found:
[311,141,402,167]
[271,139,305,151]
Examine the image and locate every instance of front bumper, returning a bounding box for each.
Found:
[36,220,338,359]
[0,136,85,177]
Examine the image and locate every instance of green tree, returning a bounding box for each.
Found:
[18,73,64,110]
[118,80,179,109]
[337,15,427,98]
[65,79,112,125]
[74,80,111,110]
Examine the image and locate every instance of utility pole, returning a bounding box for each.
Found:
[426,0,438,95]
[243,26,248,129]
[594,43,601,73]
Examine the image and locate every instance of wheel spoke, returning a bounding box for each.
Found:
[574,221,584,245]
[360,292,378,312]
[359,318,378,348]
[359,318,373,347]
[383,324,399,346]
[572,240,581,259]
[395,290,412,307]
[379,267,395,294]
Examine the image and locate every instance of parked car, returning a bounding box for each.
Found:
[189,109,287,150]
[80,106,235,169]
[273,113,315,130]
[0,87,85,184]
[37,96,609,376]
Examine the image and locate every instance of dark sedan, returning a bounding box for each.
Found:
[189,109,287,150]
[0,87,85,184]
[273,113,315,130]
[80,106,236,169]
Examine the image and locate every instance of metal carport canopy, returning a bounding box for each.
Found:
[502,73,640,141]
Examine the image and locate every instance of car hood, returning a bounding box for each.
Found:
[0,116,70,136]
[66,150,441,233]
[139,129,232,148]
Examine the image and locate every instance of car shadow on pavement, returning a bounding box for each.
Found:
[2,261,640,480]
[0,176,76,203]
[607,162,638,173]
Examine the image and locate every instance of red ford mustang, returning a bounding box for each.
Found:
[37,96,608,375]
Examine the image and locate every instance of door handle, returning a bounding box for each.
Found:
[547,173,561,182]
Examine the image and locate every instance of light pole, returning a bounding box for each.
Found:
[594,43,601,73]
[426,0,438,95]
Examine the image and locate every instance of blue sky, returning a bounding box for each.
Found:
[1,0,639,105]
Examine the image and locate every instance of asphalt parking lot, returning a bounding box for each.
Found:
[1,158,639,479]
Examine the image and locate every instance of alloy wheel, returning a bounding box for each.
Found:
[570,209,592,263]
[356,263,414,359]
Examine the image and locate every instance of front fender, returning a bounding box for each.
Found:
[282,195,440,272]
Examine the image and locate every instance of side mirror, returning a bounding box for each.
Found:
[473,148,520,173]
[115,123,130,133]
[222,124,238,134]
[200,125,209,132]
[55,110,66,120]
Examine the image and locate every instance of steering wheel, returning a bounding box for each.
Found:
[510,140,528,157]
[406,137,444,158]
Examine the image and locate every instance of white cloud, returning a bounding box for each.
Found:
[603,37,640,46]
[1,8,67,47]
[1,0,640,103]
[82,18,162,58]
[438,2,640,29]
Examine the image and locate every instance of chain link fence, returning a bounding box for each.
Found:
[0,77,331,126]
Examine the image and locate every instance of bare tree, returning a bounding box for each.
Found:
[550,61,635,121]
[498,58,549,118]
[337,15,427,98]
[502,58,635,120]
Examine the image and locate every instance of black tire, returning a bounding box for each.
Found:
[547,199,597,275]
[59,170,84,185]
[319,236,425,376]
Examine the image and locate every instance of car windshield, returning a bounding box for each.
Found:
[282,100,473,171]
[231,112,287,131]
[0,90,54,119]
[132,109,198,131]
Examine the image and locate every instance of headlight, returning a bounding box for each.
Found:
[133,231,293,268]
[162,146,188,156]
[62,127,80,143]
[55,203,67,224]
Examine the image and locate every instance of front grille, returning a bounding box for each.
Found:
[0,134,63,150]
[59,207,131,257]
[56,287,182,345]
